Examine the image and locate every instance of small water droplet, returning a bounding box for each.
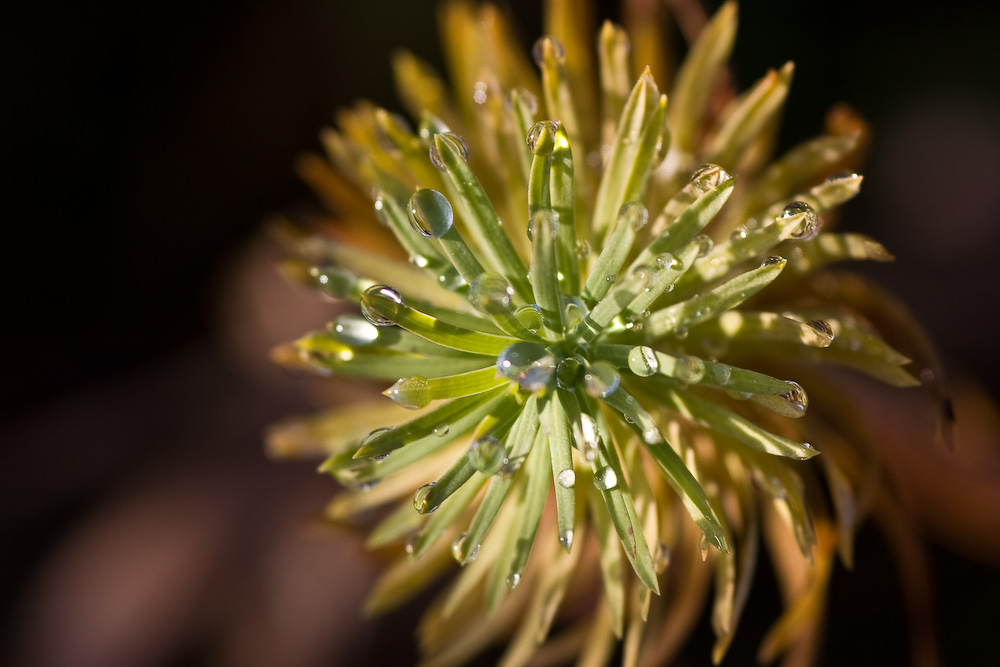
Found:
[578,413,600,461]
[497,342,556,393]
[429,131,470,170]
[825,170,860,185]
[760,255,785,267]
[413,482,437,514]
[781,201,820,240]
[527,208,559,242]
[655,253,682,271]
[561,296,586,329]
[384,376,431,409]
[628,346,659,377]
[555,354,585,390]
[408,188,454,238]
[433,424,450,437]
[693,234,714,257]
[532,36,565,67]
[469,435,508,475]
[700,534,709,561]
[642,426,662,445]
[526,120,560,156]
[310,265,356,299]
[409,254,430,268]
[437,266,466,290]
[729,225,748,242]
[653,542,671,572]
[690,163,731,191]
[619,201,648,231]
[558,528,574,551]
[505,572,521,591]
[360,426,393,453]
[469,273,514,314]
[514,304,543,334]
[594,466,617,490]
[451,532,480,564]
[583,361,620,398]
[505,87,538,115]
[556,468,576,488]
[360,284,404,326]
[332,314,379,346]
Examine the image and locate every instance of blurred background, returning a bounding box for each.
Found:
[3,0,1000,665]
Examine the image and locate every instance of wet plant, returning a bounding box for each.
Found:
[267,1,949,664]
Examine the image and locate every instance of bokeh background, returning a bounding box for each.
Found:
[4,0,1000,665]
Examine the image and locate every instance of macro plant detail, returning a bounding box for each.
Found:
[268,1,944,664]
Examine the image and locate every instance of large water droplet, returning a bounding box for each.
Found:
[674,356,706,384]
[693,234,714,258]
[469,273,514,314]
[690,163,731,191]
[781,201,820,239]
[332,314,379,346]
[556,468,576,488]
[526,120,560,156]
[802,319,835,347]
[360,284,404,326]
[469,435,507,475]
[558,528,574,551]
[781,380,808,416]
[583,361,620,398]
[496,341,555,392]
[514,304,543,334]
[451,532,480,564]
[408,188,454,238]
[360,427,393,458]
[310,265,356,299]
[428,132,469,170]
[619,201,649,231]
[531,36,565,67]
[628,346,659,377]
[555,354,585,390]
[594,466,618,490]
[384,376,431,409]
[413,482,437,514]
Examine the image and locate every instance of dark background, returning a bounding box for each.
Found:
[3,0,1000,665]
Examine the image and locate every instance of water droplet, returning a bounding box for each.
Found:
[803,319,835,347]
[576,239,591,259]
[700,535,709,561]
[469,435,507,475]
[469,273,514,314]
[555,354,585,390]
[409,254,430,268]
[619,201,648,231]
[653,542,671,572]
[384,376,431,409]
[514,304,543,334]
[655,253,682,271]
[730,225,748,242]
[526,120,560,156]
[360,284,404,326]
[628,346,659,377]
[527,208,559,242]
[674,356,706,384]
[780,380,809,416]
[558,528,574,551]
[693,234,714,258]
[825,170,860,185]
[505,572,521,591]
[451,532,480,564]
[429,131,470,170]
[628,264,653,289]
[496,341,555,393]
[556,468,576,488]
[578,413,600,461]
[360,426,393,452]
[413,482,437,514]
[531,36,565,67]
[437,266,466,290]
[332,314,380,346]
[760,255,785,267]
[583,361,620,398]
[505,87,538,115]
[408,188,454,238]
[781,201,820,239]
[310,265,356,299]
[432,424,449,437]
[690,163,731,191]
[594,466,617,490]
[562,296,586,329]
